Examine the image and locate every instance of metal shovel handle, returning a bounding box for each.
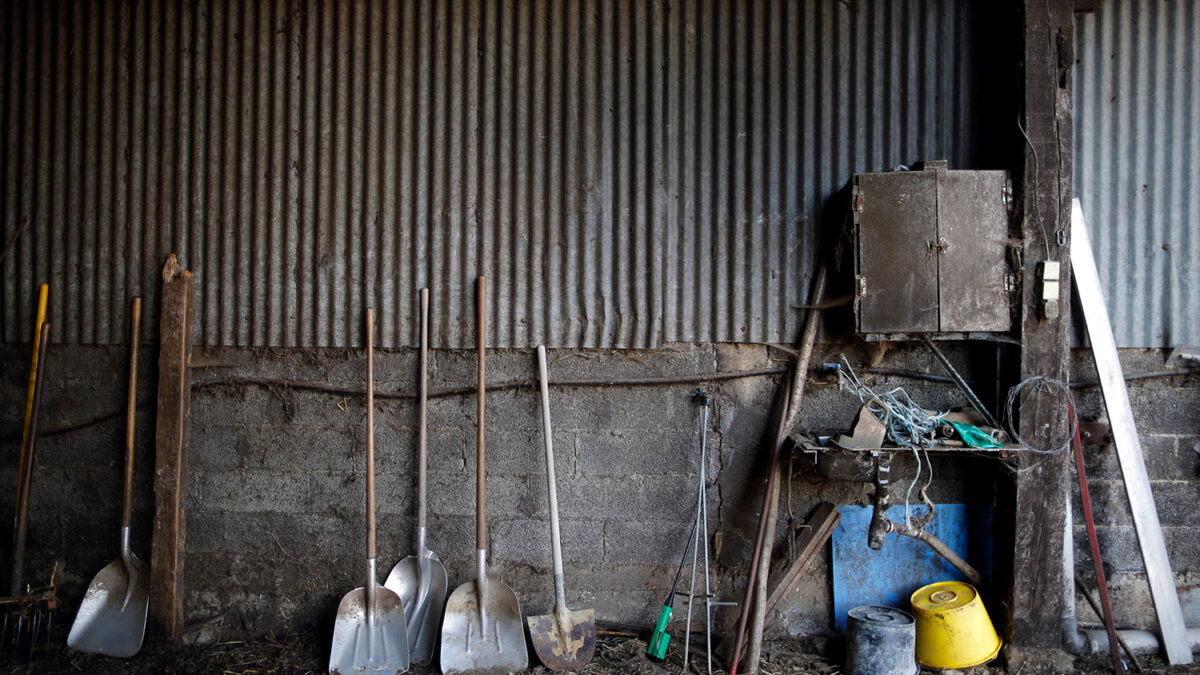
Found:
[366,308,377,561]
[122,297,141,537]
[418,288,429,534]
[475,277,487,552]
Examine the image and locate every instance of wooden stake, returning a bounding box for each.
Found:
[151,254,194,643]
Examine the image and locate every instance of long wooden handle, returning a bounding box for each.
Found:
[12,321,50,597]
[417,288,429,532]
[14,283,48,522]
[122,297,141,532]
[366,308,376,560]
[476,277,487,551]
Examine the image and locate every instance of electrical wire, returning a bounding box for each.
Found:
[6,367,789,440]
[837,355,947,449]
[1004,375,1076,455]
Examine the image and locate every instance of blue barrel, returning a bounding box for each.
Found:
[845,606,919,675]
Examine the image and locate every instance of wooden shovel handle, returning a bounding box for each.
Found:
[476,277,487,551]
[12,321,50,597]
[366,308,376,560]
[122,297,141,532]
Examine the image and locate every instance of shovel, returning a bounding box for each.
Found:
[329,308,410,675]
[440,276,527,675]
[527,345,596,670]
[385,288,448,665]
[67,297,149,657]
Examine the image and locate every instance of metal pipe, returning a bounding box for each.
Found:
[1080,629,1200,657]
[887,521,987,589]
[1062,496,1090,655]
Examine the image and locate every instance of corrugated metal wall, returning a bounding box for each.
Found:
[1,0,985,348]
[1075,1,1200,348]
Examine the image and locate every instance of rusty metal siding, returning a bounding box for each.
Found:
[1074,1,1200,348]
[1,0,986,348]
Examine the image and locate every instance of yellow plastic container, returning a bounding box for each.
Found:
[910,581,1001,669]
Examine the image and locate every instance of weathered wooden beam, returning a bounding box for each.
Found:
[150,254,194,643]
[764,502,840,619]
[1008,0,1075,657]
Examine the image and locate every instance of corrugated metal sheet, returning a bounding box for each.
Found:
[1074,1,1200,348]
[1,0,986,348]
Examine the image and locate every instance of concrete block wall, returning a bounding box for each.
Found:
[10,341,1181,644]
[1070,349,1200,630]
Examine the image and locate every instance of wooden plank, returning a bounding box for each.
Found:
[1071,204,1192,665]
[764,503,840,618]
[150,254,194,643]
[1009,0,1075,652]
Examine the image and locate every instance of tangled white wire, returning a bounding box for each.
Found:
[837,355,947,448]
[1003,375,1077,455]
[837,355,942,527]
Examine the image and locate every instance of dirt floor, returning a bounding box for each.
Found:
[1,629,1197,675]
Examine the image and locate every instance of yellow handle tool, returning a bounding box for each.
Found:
[15,283,48,517]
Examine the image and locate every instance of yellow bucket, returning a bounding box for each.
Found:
[910,581,1001,669]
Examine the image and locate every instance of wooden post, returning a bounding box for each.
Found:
[151,254,194,643]
[1008,0,1074,657]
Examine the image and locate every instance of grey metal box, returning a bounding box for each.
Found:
[852,165,1012,335]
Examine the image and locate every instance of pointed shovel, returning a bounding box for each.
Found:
[67,297,149,658]
[527,345,596,670]
[329,308,410,675]
[385,288,448,665]
[440,276,527,675]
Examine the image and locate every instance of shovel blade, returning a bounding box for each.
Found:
[527,607,596,671]
[439,580,527,675]
[329,586,410,675]
[384,554,448,665]
[67,556,149,657]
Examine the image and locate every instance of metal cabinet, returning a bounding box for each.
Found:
[852,164,1012,336]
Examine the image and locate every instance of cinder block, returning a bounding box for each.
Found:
[425,471,533,519]
[605,518,696,564]
[482,427,555,474]
[425,394,476,430]
[190,385,297,427]
[578,429,699,476]
[490,517,605,564]
[550,387,686,432]
[284,388,364,430]
[1075,478,1134,526]
[554,476,640,520]
[372,420,417,475]
[374,471,418,517]
[1082,524,1143,572]
[370,350,420,392]
[1130,386,1200,435]
[543,345,714,381]
[426,426,470,473]
[424,514,478,563]
[194,467,315,513]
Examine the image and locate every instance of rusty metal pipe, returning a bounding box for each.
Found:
[887,521,986,589]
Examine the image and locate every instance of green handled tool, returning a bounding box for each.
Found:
[647,512,699,661]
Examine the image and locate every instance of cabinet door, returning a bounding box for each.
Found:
[937,171,1011,332]
[855,171,939,333]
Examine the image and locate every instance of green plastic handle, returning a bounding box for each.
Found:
[647,604,672,660]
